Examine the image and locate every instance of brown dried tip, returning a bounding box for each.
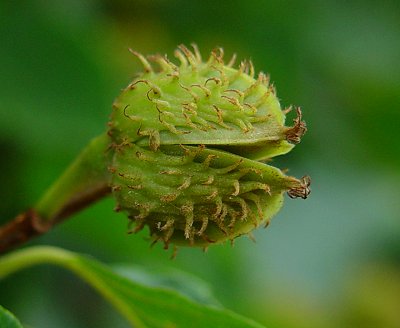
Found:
[285,107,307,144]
[287,176,311,199]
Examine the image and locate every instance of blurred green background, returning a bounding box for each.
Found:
[1,0,400,327]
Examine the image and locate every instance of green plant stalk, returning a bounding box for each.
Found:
[35,133,111,221]
[0,134,111,254]
[0,246,146,328]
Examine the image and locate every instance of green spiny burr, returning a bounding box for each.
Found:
[108,45,310,248]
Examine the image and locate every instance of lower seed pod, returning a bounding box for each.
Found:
[110,143,309,247]
[108,45,310,248]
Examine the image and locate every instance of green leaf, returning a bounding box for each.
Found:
[114,265,221,306]
[0,305,23,328]
[0,246,265,328]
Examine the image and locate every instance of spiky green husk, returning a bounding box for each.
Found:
[108,45,309,248]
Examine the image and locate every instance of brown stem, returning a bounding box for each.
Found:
[0,210,46,254]
[0,184,111,255]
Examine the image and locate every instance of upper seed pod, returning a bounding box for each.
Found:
[108,45,310,248]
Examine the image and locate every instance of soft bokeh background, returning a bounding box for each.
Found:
[1,1,400,327]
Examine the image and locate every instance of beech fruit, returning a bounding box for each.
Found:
[108,45,310,248]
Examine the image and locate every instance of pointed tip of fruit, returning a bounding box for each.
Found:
[287,176,311,199]
[285,107,307,144]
